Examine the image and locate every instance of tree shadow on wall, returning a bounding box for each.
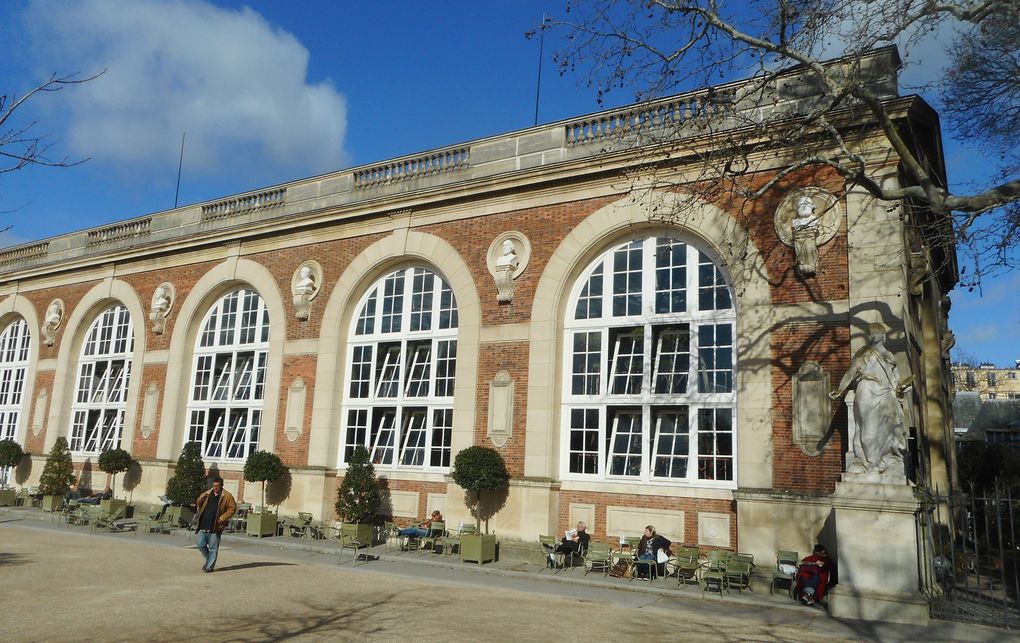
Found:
[79,458,94,494]
[465,485,510,534]
[266,467,292,507]
[123,458,143,502]
[14,453,32,486]
[376,477,394,521]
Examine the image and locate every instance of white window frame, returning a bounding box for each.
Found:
[69,306,133,455]
[0,318,30,445]
[186,289,269,462]
[340,265,458,472]
[561,235,737,488]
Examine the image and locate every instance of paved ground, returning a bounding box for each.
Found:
[0,514,1006,642]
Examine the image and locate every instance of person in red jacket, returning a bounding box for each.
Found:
[796,543,837,605]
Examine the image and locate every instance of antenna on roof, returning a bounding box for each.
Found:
[174,131,186,208]
[533,14,548,127]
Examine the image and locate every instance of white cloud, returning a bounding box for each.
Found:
[24,0,348,179]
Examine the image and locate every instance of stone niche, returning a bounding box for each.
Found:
[792,361,830,456]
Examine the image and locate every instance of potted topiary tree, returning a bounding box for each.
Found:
[335,445,380,545]
[0,439,24,506]
[164,442,206,527]
[244,450,284,537]
[97,447,132,515]
[38,437,75,512]
[450,446,509,565]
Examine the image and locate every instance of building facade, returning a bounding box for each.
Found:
[952,361,1020,400]
[0,48,956,569]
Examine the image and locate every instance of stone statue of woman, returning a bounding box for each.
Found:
[792,195,820,276]
[829,323,911,475]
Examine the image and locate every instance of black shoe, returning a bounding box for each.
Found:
[202,563,208,572]
[204,567,214,573]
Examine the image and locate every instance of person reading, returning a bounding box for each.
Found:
[796,543,837,605]
[549,521,590,568]
[399,509,443,538]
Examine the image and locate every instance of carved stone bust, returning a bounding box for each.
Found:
[291,261,322,321]
[486,232,530,304]
[149,282,176,335]
[42,299,64,346]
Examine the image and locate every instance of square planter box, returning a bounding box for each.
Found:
[247,511,278,538]
[460,533,496,565]
[167,505,195,528]
[41,495,64,512]
[0,488,15,507]
[100,498,127,515]
[341,522,374,545]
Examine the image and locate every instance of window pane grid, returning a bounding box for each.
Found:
[69,306,133,455]
[342,267,458,471]
[562,236,736,486]
[186,289,269,462]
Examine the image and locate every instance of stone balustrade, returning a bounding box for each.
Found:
[353,146,469,189]
[0,242,49,267]
[87,218,152,246]
[201,188,287,221]
[565,91,736,146]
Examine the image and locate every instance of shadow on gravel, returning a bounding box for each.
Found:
[0,552,29,567]
[214,561,297,572]
[196,593,408,641]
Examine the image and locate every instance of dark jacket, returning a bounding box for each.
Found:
[194,488,237,534]
[637,534,672,559]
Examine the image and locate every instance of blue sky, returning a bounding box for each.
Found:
[0,0,1016,365]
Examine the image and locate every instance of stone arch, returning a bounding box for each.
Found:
[0,294,41,446]
[45,278,147,452]
[156,257,287,462]
[308,229,481,471]
[525,191,773,488]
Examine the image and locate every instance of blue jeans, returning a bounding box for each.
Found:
[399,527,427,537]
[197,530,221,570]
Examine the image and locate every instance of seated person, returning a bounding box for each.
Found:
[548,521,590,568]
[635,525,672,580]
[65,482,82,501]
[398,509,443,538]
[79,485,113,505]
[796,543,837,605]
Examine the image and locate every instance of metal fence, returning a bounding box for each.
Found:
[916,486,1020,628]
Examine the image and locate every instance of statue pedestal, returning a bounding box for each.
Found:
[828,479,929,624]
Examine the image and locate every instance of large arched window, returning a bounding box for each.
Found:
[340,266,458,471]
[0,318,30,443]
[186,289,269,461]
[561,235,736,486]
[69,305,133,454]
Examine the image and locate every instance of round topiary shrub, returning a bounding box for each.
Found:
[165,442,207,507]
[0,439,24,488]
[97,448,132,498]
[243,450,284,510]
[450,446,510,533]
[335,445,379,524]
[38,437,75,497]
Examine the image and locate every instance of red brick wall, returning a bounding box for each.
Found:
[273,354,318,467]
[473,342,529,478]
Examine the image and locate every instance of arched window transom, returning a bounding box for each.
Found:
[186,289,270,461]
[340,266,458,470]
[70,305,133,454]
[0,319,30,444]
[561,235,736,486]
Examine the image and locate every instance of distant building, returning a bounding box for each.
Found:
[951,360,1020,400]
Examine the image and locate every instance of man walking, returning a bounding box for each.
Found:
[195,476,236,573]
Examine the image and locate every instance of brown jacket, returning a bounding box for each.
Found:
[194,488,237,534]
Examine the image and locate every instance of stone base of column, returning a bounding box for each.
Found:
[828,479,929,625]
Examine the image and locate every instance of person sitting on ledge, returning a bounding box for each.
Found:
[399,509,443,539]
[796,543,837,606]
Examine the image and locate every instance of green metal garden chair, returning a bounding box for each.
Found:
[771,550,799,597]
[584,542,613,577]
